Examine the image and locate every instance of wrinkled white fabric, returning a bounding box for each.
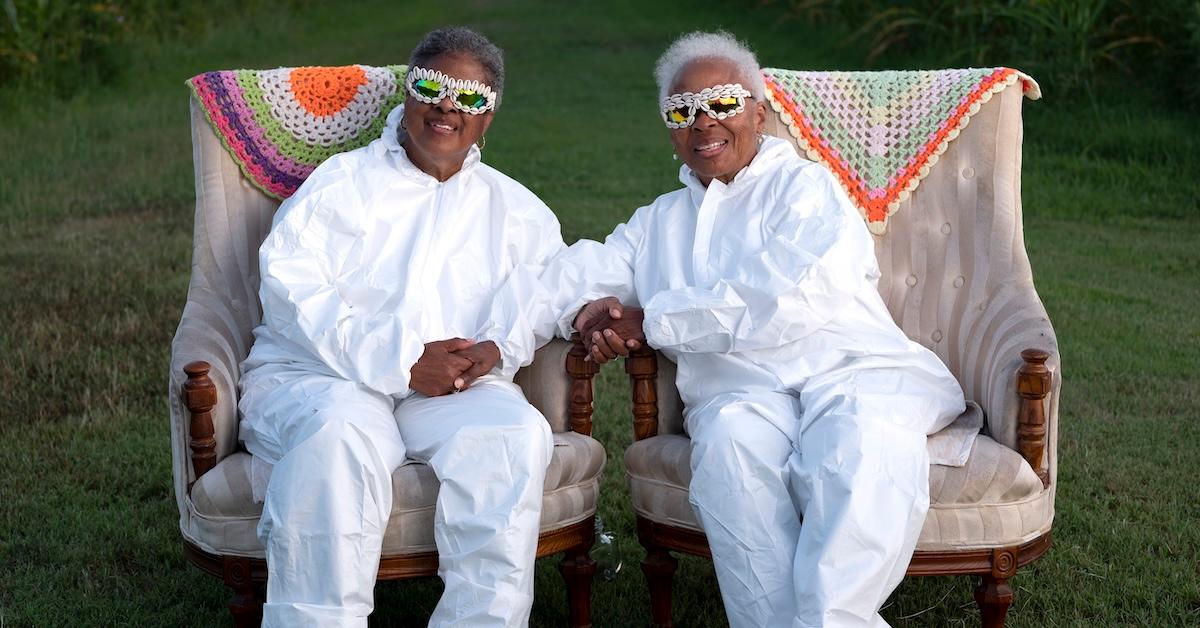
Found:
[542,137,967,627]
[238,103,564,627]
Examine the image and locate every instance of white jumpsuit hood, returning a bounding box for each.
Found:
[542,136,969,627]
[238,103,564,627]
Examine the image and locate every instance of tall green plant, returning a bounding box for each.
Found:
[775,0,1190,104]
[0,0,311,94]
[0,0,128,89]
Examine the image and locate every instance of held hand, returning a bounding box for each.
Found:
[573,296,624,339]
[410,338,476,396]
[452,340,501,390]
[582,305,646,364]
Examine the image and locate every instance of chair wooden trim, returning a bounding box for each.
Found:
[181,337,600,628]
[624,346,1054,628]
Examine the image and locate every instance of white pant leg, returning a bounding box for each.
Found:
[685,393,803,628]
[789,369,944,628]
[240,367,406,628]
[394,376,554,628]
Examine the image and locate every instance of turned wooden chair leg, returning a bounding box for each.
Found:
[641,544,678,628]
[560,539,598,628]
[223,556,264,628]
[974,574,1014,628]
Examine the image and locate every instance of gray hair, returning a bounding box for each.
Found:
[408,26,505,106]
[654,30,765,101]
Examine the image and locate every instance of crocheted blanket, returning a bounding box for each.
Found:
[188,65,408,200]
[763,68,1041,235]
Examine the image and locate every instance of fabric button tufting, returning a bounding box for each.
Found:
[932,330,943,342]
[953,276,965,288]
[962,166,975,179]
[941,223,952,235]
[905,275,918,287]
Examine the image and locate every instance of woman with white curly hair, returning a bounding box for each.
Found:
[541,30,967,627]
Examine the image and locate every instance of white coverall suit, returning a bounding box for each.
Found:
[238,104,565,627]
[542,137,968,627]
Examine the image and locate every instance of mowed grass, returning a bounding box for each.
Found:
[1,0,1198,625]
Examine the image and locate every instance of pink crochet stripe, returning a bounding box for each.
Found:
[192,76,295,199]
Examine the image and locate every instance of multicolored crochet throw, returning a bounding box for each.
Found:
[763,67,1040,235]
[188,65,408,200]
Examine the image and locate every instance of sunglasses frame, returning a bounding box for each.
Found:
[660,83,753,129]
[405,66,497,115]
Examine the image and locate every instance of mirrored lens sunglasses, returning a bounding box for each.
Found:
[661,84,752,129]
[406,67,496,114]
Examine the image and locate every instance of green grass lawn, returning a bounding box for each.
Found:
[2,0,1198,625]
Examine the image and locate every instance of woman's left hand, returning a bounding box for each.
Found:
[452,340,501,390]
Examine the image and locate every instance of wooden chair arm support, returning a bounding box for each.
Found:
[1016,348,1051,488]
[183,360,218,493]
[566,336,599,437]
[625,346,660,441]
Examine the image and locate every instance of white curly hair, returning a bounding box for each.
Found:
[654,30,765,101]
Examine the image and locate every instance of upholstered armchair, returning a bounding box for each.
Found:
[168,66,605,627]
[623,68,1058,628]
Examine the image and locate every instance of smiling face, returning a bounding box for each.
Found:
[401,51,495,181]
[667,58,766,186]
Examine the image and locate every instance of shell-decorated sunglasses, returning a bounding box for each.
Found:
[660,83,753,129]
[405,66,497,114]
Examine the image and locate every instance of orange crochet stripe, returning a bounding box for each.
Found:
[889,69,1014,220]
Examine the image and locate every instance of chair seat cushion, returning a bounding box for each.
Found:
[625,432,1052,551]
[184,431,605,557]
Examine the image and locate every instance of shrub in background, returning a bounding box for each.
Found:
[0,1,128,90]
[0,0,309,94]
[776,0,1199,108]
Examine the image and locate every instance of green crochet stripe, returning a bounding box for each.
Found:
[237,65,409,164]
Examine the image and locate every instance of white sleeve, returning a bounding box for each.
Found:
[539,211,644,340]
[258,186,426,396]
[475,205,568,378]
[643,168,876,354]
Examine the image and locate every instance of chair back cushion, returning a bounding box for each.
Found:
[762,68,1049,423]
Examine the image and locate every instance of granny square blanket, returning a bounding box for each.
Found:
[189,64,1039,229]
[763,67,1041,234]
[188,65,409,200]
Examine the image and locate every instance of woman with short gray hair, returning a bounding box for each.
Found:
[546,30,967,627]
[240,25,565,627]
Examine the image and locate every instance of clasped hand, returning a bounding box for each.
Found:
[574,296,646,364]
[409,338,500,397]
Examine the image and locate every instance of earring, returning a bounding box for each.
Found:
[477,135,487,150]
[400,118,407,130]
[757,133,765,146]
[672,153,678,161]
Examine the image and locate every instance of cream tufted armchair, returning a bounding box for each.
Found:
[622,69,1058,628]
[168,66,605,627]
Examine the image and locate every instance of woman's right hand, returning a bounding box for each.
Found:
[574,297,645,363]
[410,338,477,396]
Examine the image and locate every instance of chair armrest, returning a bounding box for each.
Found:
[511,336,597,435]
[625,347,660,441]
[168,301,250,526]
[956,280,1060,483]
[623,347,686,439]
